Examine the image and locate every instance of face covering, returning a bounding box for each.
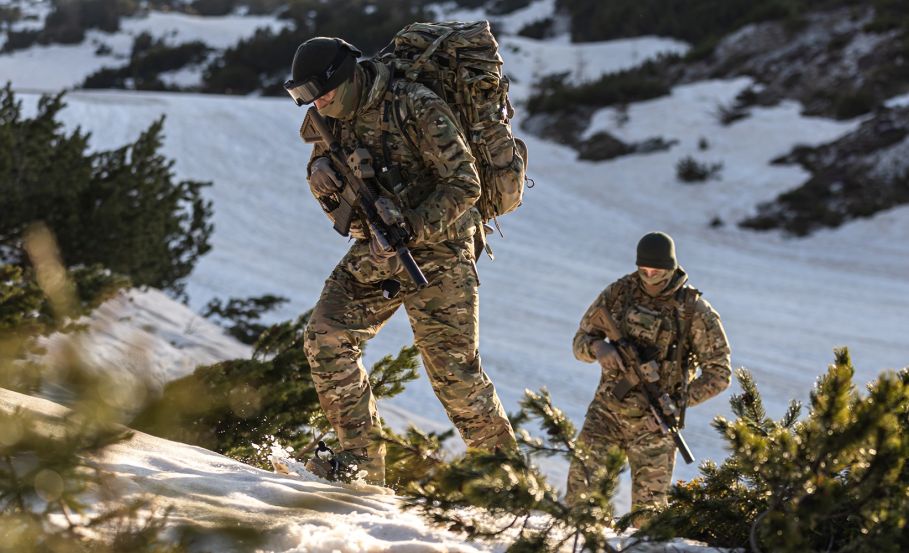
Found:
[317,68,361,120]
[638,268,672,288]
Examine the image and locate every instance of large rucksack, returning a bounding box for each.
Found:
[379,21,528,227]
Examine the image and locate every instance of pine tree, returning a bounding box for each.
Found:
[639,349,909,552]
[0,86,212,298]
[202,294,289,345]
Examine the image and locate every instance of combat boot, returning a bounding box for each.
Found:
[304,441,385,486]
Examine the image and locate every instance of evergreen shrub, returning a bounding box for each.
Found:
[0,87,213,298]
[638,350,909,552]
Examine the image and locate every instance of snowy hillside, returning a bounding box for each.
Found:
[4,0,909,521]
[0,379,727,552]
[41,288,251,395]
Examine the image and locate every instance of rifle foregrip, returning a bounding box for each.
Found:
[397,246,429,288]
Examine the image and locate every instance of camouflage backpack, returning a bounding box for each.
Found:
[379,21,528,227]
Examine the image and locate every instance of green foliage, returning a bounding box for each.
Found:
[0,231,192,552]
[133,311,424,472]
[382,425,454,490]
[831,89,879,119]
[525,57,675,115]
[0,86,213,298]
[640,350,909,552]
[555,0,909,60]
[0,261,130,394]
[517,17,554,39]
[83,33,211,91]
[202,294,288,345]
[369,345,420,398]
[202,25,307,95]
[676,156,724,183]
[405,388,626,551]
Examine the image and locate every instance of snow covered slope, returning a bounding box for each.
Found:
[0,386,727,552]
[9,24,909,515]
[41,288,251,393]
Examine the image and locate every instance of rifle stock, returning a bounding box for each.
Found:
[598,307,695,464]
[306,108,428,289]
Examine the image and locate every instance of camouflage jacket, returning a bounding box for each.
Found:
[306,60,482,247]
[573,268,732,414]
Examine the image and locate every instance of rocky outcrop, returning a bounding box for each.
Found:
[683,8,909,119]
[741,106,909,235]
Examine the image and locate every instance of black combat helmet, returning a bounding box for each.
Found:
[284,37,362,106]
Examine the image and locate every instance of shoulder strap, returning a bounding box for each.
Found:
[380,79,419,158]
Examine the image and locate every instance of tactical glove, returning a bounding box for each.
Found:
[374,197,408,232]
[592,341,624,375]
[368,231,397,263]
[309,157,342,196]
[369,197,413,264]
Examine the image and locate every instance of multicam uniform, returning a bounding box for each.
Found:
[566,268,731,510]
[302,60,516,483]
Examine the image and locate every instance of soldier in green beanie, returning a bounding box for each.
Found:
[566,232,732,520]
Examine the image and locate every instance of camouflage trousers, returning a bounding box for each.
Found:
[303,236,516,484]
[565,395,677,516]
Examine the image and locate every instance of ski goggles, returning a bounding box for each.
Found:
[283,45,352,106]
[284,78,324,106]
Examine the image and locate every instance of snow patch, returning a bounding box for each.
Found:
[885,92,909,108]
[41,288,250,393]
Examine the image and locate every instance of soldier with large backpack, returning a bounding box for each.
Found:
[284,24,527,485]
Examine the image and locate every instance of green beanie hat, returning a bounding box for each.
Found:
[636,232,677,270]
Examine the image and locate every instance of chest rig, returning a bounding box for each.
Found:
[615,280,700,401]
[333,73,427,209]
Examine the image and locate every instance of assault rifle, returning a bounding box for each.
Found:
[598,308,695,464]
[302,108,428,289]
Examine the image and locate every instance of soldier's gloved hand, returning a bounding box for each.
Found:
[592,341,624,374]
[368,231,396,263]
[374,197,412,240]
[658,393,679,417]
[309,157,342,195]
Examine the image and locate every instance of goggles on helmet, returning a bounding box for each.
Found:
[283,44,352,106]
[284,78,324,106]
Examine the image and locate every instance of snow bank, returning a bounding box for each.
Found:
[0,387,725,552]
[41,288,251,392]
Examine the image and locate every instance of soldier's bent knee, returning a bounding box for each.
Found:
[303,318,350,366]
